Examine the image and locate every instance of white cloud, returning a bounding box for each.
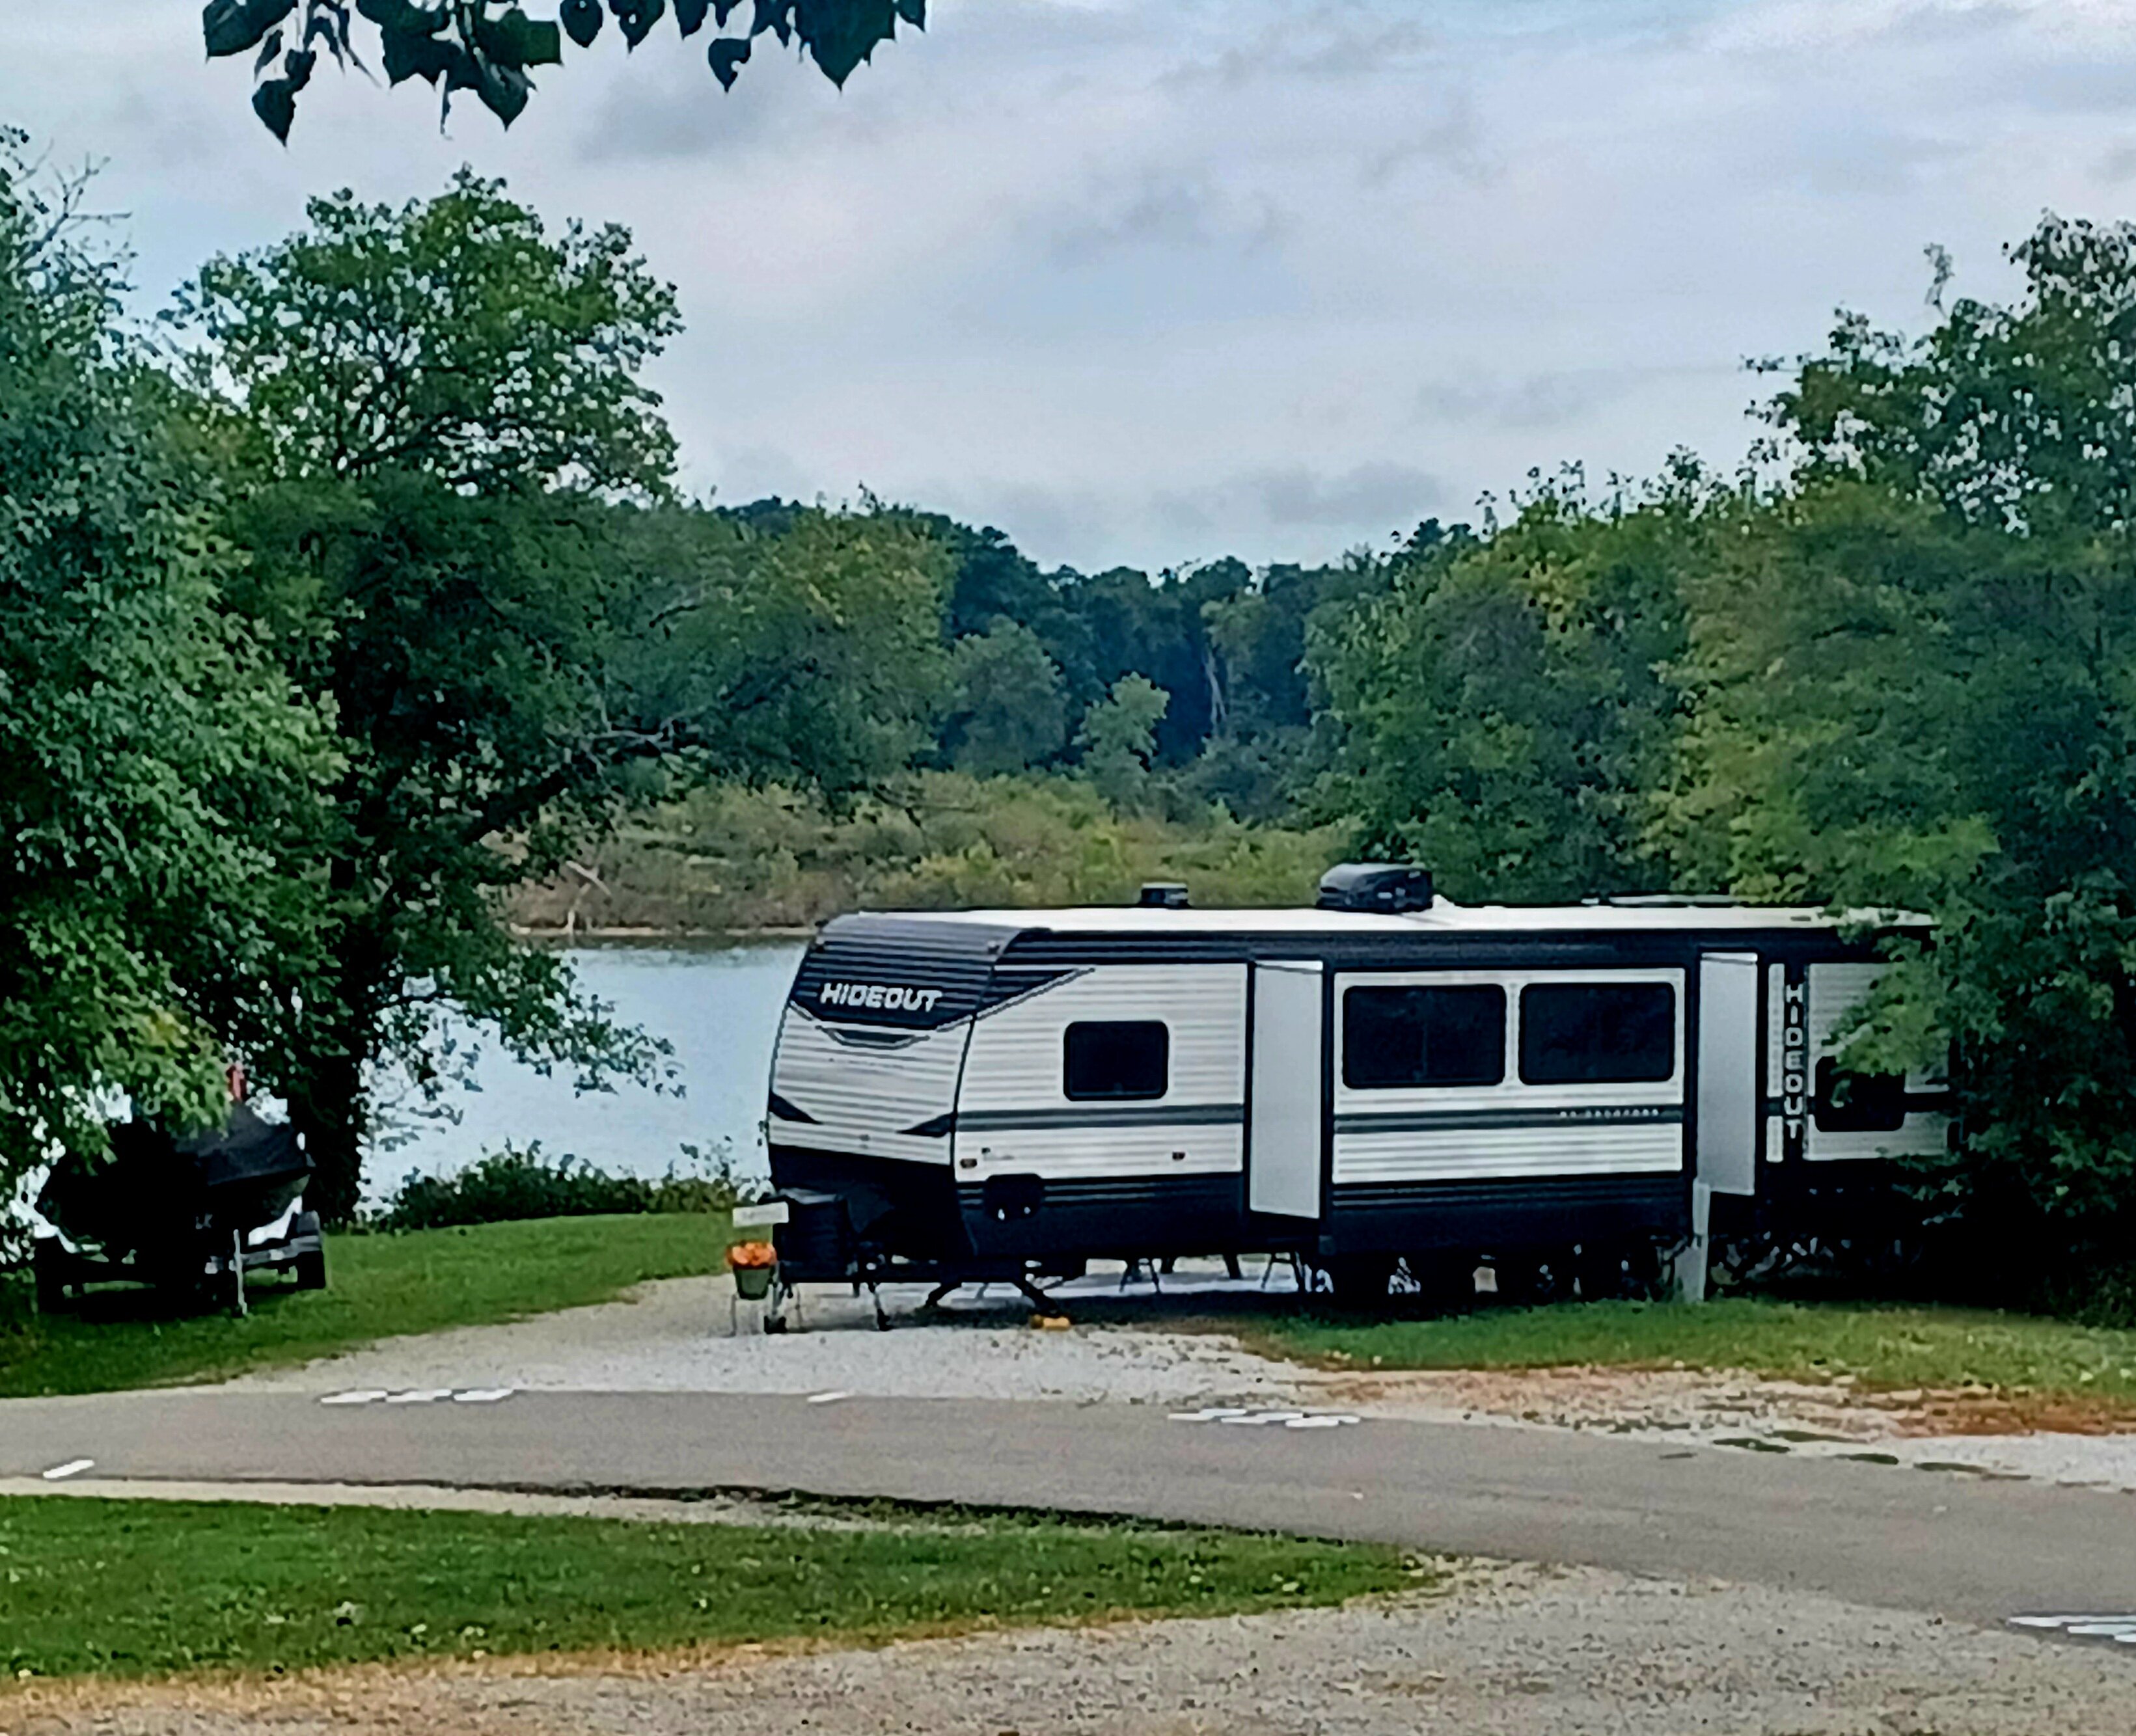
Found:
[4,0,2129,569]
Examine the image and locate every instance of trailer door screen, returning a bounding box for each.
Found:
[1518,983,1676,1085]
[1064,1021,1169,1100]
[1343,985,1505,1089]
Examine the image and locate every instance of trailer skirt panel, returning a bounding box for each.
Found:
[956,1173,1245,1261]
[1324,1173,1686,1255]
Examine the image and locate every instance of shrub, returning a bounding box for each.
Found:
[374,1141,761,1232]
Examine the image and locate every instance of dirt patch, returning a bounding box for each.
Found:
[1876,1387,2136,1437]
[1317,1361,2136,1440]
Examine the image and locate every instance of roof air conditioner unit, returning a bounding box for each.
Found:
[1315,862,1434,914]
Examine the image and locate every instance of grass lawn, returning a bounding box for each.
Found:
[1249,1296,2136,1406]
[0,1496,1414,1681]
[0,1214,737,1400]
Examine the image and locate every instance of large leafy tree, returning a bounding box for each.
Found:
[1675,217,2136,1276]
[202,0,925,141]
[1309,483,1697,902]
[0,135,333,1191]
[943,619,1069,776]
[172,174,945,1219]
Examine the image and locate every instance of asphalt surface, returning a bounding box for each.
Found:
[3,1387,2132,1628]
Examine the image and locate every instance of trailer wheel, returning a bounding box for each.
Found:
[1401,1253,1477,1314]
[33,1240,71,1315]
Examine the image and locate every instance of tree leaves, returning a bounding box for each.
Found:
[707,33,750,87]
[795,0,896,85]
[252,46,318,141]
[213,0,924,137]
[560,0,603,46]
[613,0,668,49]
[380,25,462,85]
[474,7,562,66]
[475,60,532,122]
[353,0,442,31]
[203,0,298,59]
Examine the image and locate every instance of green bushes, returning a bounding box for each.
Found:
[374,1141,760,1231]
[512,772,1346,934]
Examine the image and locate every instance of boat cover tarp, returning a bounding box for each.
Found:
[38,1104,311,1260]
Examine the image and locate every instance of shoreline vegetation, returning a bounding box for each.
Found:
[509,773,1345,939]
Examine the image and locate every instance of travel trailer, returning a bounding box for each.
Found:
[763,866,1949,1315]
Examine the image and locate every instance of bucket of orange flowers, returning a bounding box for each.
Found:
[728,1238,779,1301]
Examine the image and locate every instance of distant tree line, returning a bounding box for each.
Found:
[5,126,2135,1300]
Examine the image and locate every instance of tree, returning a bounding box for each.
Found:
[1309,479,1693,902]
[1077,674,1169,813]
[944,619,1069,776]
[1678,217,2136,1279]
[173,175,946,1219]
[201,0,925,141]
[0,135,333,1191]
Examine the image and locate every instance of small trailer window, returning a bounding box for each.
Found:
[1064,1021,1169,1100]
[1518,983,1676,1085]
[1343,985,1506,1089]
[1813,1058,1907,1132]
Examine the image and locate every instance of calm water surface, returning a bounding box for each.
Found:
[369,942,805,1195]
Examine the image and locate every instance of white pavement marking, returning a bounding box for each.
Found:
[806,1390,853,1405]
[40,1459,94,1482]
[320,1390,390,1407]
[383,1389,455,1405]
[452,1387,515,1404]
[1170,1407,1362,1430]
[2010,1614,2136,1644]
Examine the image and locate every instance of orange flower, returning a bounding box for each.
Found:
[728,1240,778,1269]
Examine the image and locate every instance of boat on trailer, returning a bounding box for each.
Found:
[762,865,1950,1320]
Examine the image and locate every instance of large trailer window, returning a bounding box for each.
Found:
[1518,983,1675,1085]
[1063,1021,1168,1100]
[1813,1058,1907,1132]
[1343,985,1505,1089]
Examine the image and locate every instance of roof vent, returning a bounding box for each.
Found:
[1316,862,1434,915]
[1137,882,1190,910]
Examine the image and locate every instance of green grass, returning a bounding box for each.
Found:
[0,1497,1414,1681]
[0,1214,737,1400]
[1249,1297,2136,1405]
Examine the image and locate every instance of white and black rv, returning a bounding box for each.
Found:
[764,866,1949,1309]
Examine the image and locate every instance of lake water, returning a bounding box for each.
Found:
[368,941,806,1197]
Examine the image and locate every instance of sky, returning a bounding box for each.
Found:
[7,0,2135,572]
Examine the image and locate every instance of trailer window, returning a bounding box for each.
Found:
[1343,985,1505,1089]
[1064,1022,1168,1100]
[1813,1058,1907,1132]
[1518,983,1676,1085]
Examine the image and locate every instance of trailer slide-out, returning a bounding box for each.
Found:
[763,865,1949,1313]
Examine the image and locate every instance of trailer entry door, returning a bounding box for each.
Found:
[1249,960,1324,1220]
[1697,953,1759,1197]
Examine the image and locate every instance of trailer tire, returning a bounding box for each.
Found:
[1402,1253,1477,1314]
[33,1240,71,1315]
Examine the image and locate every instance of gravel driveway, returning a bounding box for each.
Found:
[13,1565,2135,1736]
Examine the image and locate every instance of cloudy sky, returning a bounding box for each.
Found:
[9,0,2134,571]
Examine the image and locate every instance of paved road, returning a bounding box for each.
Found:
[3,1387,2133,1627]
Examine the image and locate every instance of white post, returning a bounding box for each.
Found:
[1675,1180,1712,1304]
